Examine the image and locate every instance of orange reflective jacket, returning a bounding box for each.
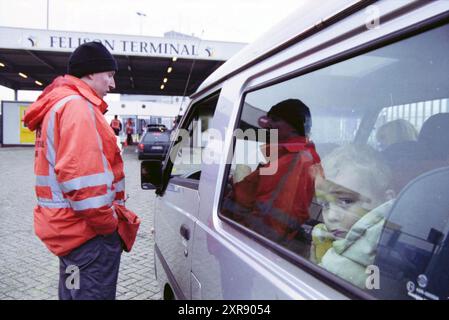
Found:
[110,119,121,130]
[23,75,140,257]
[232,136,322,239]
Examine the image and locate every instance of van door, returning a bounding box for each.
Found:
[155,92,220,299]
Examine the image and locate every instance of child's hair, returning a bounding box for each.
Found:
[322,144,392,204]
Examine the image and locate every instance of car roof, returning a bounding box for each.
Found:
[145,128,170,133]
[193,0,356,97]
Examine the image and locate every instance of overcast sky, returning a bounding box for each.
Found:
[0,0,307,101]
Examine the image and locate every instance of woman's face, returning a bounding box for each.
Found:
[318,166,379,236]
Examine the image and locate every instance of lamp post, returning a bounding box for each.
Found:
[46,0,50,29]
[136,11,147,35]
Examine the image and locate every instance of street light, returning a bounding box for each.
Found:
[136,11,147,35]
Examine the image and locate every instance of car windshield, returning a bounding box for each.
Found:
[143,132,170,143]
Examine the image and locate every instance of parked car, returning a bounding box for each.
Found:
[141,0,449,300]
[138,127,171,160]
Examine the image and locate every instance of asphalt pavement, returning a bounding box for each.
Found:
[0,146,161,300]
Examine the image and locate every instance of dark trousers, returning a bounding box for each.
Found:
[58,231,122,300]
[126,134,133,145]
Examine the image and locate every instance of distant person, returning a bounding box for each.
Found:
[125,119,134,145]
[139,119,147,138]
[376,119,417,151]
[173,115,182,129]
[23,41,140,300]
[376,119,420,192]
[110,115,122,136]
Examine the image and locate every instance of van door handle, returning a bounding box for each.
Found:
[180,224,190,241]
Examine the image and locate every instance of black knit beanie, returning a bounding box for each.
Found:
[67,41,118,78]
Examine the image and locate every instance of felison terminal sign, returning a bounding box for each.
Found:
[0,26,246,95]
[0,27,244,60]
[0,28,247,145]
[49,36,206,58]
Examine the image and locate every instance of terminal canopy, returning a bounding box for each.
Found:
[0,27,246,96]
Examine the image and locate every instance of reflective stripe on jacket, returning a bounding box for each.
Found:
[232,136,322,239]
[24,75,137,257]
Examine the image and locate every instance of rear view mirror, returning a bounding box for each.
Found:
[141,160,162,190]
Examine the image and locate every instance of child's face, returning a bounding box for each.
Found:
[317,166,379,236]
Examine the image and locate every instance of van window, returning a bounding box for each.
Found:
[367,99,448,150]
[169,92,219,182]
[220,22,449,297]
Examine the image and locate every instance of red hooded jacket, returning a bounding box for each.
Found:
[231,136,322,240]
[23,75,140,256]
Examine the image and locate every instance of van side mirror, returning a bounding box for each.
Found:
[141,160,162,190]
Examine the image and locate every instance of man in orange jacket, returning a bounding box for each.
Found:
[23,42,140,300]
[223,99,321,251]
[110,115,122,136]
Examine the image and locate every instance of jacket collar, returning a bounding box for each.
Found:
[279,136,309,153]
[64,75,108,113]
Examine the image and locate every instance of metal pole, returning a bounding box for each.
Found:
[14,89,18,101]
[136,12,146,35]
[46,0,49,29]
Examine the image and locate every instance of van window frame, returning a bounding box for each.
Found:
[160,90,221,192]
[216,13,449,300]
